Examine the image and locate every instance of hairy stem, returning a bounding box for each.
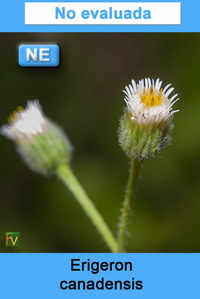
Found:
[117,159,141,252]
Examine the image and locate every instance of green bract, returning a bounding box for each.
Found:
[118,108,173,160]
[17,121,72,175]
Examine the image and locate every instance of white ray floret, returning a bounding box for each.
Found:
[123,78,179,126]
[1,100,48,142]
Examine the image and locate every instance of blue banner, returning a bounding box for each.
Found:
[0,0,199,32]
[1,253,199,298]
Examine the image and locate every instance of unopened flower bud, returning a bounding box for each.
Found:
[1,100,72,175]
[118,78,179,160]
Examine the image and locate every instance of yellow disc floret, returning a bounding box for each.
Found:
[8,106,24,123]
[141,86,163,108]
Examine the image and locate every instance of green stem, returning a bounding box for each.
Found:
[117,159,141,253]
[56,163,117,253]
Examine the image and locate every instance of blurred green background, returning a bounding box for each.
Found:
[0,33,199,253]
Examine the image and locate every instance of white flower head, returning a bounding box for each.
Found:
[123,78,179,127]
[118,78,180,159]
[1,100,47,142]
[1,100,72,175]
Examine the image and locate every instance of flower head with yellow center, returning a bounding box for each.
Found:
[123,78,179,127]
[1,100,72,175]
[118,78,179,160]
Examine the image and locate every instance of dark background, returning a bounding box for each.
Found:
[0,33,199,252]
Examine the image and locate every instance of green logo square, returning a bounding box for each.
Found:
[5,232,20,247]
